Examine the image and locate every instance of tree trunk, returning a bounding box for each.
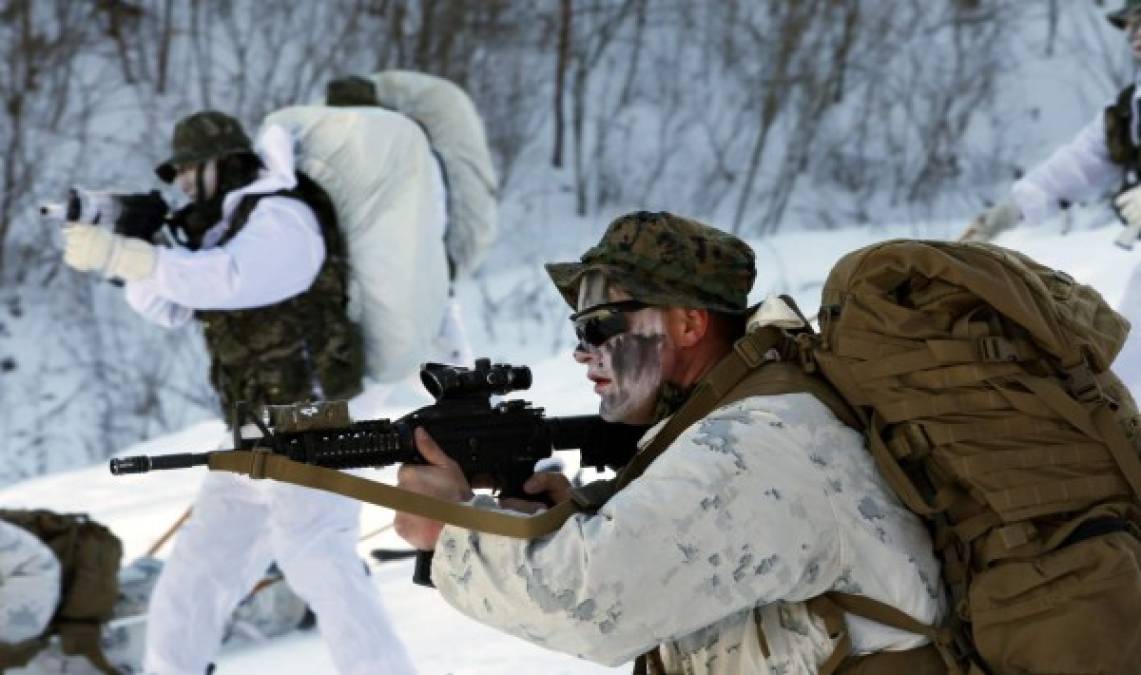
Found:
[552,0,572,168]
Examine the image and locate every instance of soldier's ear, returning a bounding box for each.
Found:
[667,308,709,348]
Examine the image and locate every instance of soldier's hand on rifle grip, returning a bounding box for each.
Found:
[499,472,573,514]
[394,427,474,551]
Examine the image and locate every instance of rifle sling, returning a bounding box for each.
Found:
[208,450,584,539]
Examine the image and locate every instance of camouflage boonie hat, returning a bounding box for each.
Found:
[546,211,756,313]
[155,110,254,183]
[326,75,381,107]
[1108,0,1141,29]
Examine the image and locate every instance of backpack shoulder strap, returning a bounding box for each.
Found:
[612,327,785,490]
[614,327,860,491]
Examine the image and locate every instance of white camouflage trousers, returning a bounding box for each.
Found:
[143,470,415,675]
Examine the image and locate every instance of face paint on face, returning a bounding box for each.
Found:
[594,311,669,424]
[174,159,218,202]
[572,270,674,423]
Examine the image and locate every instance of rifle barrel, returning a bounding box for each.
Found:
[109,452,211,475]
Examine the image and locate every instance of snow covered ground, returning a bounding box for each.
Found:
[2,215,1138,674]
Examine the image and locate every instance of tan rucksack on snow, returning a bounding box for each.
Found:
[803,239,1141,675]
[0,510,122,674]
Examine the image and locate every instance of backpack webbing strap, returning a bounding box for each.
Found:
[58,621,118,675]
[866,419,941,516]
[1016,374,1141,500]
[848,337,1037,381]
[208,450,583,539]
[818,592,968,675]
[921,416,1072,446]
[805,595,854,675]
[894,362,1023,391]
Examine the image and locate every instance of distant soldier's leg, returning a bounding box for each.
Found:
[144,472,273,675]
[434,296,474,365]
[268,480,416,675]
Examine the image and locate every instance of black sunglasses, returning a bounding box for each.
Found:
[570,300,650,349]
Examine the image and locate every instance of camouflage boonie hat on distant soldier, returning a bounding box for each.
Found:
[326,75,381,107]
[545,211,756,314]
[1108,0,1141,29]
[155,110,254,183]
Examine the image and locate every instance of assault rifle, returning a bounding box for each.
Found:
[41,187,170,242]
[110,359,646,585]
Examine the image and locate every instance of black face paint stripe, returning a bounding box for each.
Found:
[608,333,665,381]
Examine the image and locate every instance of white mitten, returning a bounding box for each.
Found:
[63,223,156,281]
[1115,184,1141,226]
[961,200,1022,242]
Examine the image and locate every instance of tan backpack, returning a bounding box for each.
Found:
[0,510,122,674]
[805,240,1141,675]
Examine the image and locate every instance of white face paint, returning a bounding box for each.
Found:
[574,272,672,424]
[174,159,218,202]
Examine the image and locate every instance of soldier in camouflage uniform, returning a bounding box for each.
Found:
[393,212,944,674]
[62,111,415,675]
[962,0,1141,393]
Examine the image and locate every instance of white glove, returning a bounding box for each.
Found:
[63,223,157,282]
[961,200,1022,242]
[1115,184,1141,226]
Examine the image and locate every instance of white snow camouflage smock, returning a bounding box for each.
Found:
[0,519,60,645]
[431,387,945,674]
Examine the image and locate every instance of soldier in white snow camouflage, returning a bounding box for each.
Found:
[394,212,945,674]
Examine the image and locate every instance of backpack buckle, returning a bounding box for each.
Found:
[977,336,1018,362]
[1065,364,1105,405]
[734,334,768,368]
[795,333,818,373]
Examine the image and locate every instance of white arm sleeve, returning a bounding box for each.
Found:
[1012,112,1123,224]
[431,400,845,666]
[124,279,194,328]
[148,196,325,311]
[0,521,61,645]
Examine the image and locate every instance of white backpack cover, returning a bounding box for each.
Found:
[365,70,499,279]
[261,106,449,383]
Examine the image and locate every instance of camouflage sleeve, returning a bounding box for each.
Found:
[0,521,61,644]
[1012,111,1121,225]
[431,396,845,666]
